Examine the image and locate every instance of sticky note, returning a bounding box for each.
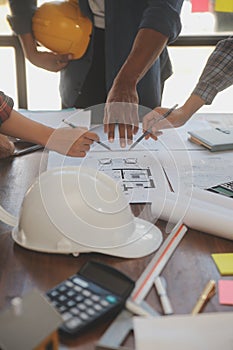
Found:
[191,0,209,12]
[215,0,233,13]
[218,280,233,305]
[211,253,233,275]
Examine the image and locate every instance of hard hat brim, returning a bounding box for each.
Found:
[91,218,163,258]
[12,217,162,259]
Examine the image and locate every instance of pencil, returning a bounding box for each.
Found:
[129,103,178,150]
[62,119,112,151]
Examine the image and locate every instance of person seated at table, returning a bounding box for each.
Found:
[0,91,99,159]
[143,36,233,139]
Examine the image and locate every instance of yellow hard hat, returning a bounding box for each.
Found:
[32,0,92,59]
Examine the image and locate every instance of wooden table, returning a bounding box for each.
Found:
[0,150,233,350]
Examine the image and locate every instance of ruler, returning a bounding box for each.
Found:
[96,222,188,350]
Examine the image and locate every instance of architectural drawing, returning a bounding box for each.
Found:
[98,157,155,193]
[47,149,169,203]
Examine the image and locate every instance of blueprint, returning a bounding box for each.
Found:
[46,149,170,203]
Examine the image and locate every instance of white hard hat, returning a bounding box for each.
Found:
[12,166,162,258]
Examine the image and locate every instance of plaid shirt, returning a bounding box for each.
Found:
[0,91,14,126]
[192,36,233,104]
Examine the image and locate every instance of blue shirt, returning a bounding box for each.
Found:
[8,0,183,109]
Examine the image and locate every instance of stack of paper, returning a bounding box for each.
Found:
[134,313,233,350]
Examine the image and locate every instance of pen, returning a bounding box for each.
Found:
[13,144,44,157]
[129,103,178,150]
[62,119,112,151]
[154,276,173,315]
[191,279,216,315]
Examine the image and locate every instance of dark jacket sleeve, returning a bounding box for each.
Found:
[7,0,37,34]
[139,0,183,43]
[0,92,14,126]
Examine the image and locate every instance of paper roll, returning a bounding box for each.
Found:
[190,187,233,211]
[0,205,18,227]
[151,189,233,241]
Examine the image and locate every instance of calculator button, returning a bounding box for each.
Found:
[74,285,82,293]
[50,300,59,308]
[65,281,74,288]
[100,299,109,307]
[79,312,89,321]
[77,303,86,311]
[58,305,67,313]
[58,295,67,302]
[84,299,93,306]
[106,295,117,304]
[58,285,67,292]
[70,308,80,316]
[72,277,89,288]
[82,289,91,297]
[62,312,73,322]
[49,290,59,297]
[86,308,96,316]
[75,295,84,303]
[65,317,82,330]
[91,294,100,302]
[94,304,103,312]
[66,300,76,308]
[67,290,76,298]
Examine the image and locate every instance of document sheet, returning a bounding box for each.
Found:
[134,313,233,350]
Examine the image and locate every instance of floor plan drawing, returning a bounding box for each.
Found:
[47,150,168,203]
[98,157,156,194]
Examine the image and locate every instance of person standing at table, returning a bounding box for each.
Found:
[143,36,233,138]
[7,0,184,145]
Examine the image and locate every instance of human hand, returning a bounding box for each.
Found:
[46,127,99,157]
[103,82,139,147]
[19,33,73,72]
[28,50,73,72]
[0,134,15,159]
[143,106,190,140]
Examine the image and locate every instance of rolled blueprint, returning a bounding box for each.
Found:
[190,187,233,212]
[0,204,18,227]
[151,188,233,240]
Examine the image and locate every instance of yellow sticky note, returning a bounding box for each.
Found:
[215,0,233,13]
[212,253,233,275]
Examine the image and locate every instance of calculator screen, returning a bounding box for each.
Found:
[214,186,233,197]
[80,263,133,297]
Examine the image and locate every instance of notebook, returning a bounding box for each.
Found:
[134,312,233,350]
[188,127,233,151]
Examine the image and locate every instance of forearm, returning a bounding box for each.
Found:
[143,93,206,135]
[0,109,54,146]
[114,28,168,87]
[14,30,72,72]
[181,94,206,119]
[18,33,38,61]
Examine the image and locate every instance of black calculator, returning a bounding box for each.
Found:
[206,180,233,198]
[46,260,135,336]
